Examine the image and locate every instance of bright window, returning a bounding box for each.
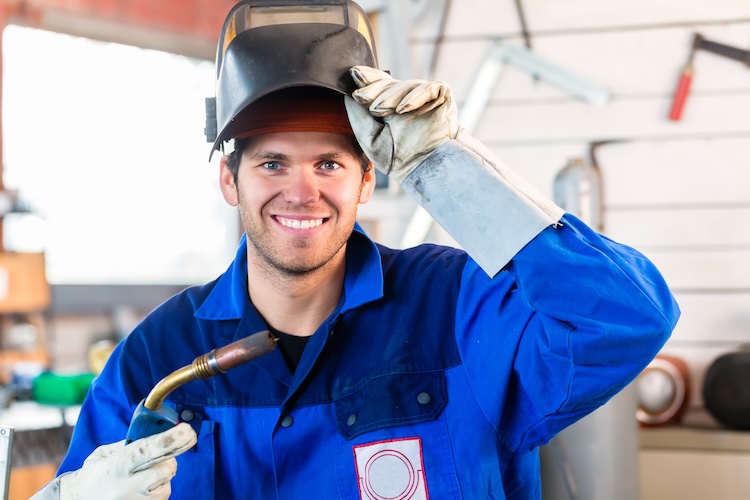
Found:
[2,26,239,285]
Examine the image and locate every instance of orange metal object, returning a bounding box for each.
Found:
[668,34,701,122]
[668,66,693,121]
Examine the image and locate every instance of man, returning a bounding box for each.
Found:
[33,1,679,498]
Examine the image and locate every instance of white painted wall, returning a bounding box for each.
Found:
[365,0,750,423]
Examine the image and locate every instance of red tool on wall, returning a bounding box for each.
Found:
[668,32,750,121]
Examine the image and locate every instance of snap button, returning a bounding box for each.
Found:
[347,414,357,426]
[280,415,294,428]
[417,392,432,405]
[180,409,195,422]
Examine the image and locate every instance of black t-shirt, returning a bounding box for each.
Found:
[270,327,311,373]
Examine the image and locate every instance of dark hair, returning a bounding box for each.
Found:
[224,136,371,183]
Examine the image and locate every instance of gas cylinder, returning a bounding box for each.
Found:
[553,157,603,231]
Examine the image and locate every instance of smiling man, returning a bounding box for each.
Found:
[33,1,679,499]
[219,88,375,340]
[223,89,374,278]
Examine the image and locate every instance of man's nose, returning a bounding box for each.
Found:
[283,168,320,205]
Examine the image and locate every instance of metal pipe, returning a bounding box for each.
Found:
[0,426,13,500]
[143,330,276,410]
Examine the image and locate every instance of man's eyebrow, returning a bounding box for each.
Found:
[246,150,291,162]
[314,151,355,161]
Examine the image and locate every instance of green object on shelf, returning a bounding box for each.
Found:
[32,372,96,406]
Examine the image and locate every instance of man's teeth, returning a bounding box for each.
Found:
[279,217,323,229]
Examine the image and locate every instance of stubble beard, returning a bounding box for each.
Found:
[239,203,353,278]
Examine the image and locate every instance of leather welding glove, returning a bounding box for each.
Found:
[30,423,197,500]
[346,65,459,183]
[345,65,564,277]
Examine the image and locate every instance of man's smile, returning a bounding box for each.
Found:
[275,216,326,230]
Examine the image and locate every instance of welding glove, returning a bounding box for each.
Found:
[345,65,459,183]
[345,65,564,277]
[30,423,197,500]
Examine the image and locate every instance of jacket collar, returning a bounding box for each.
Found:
[194,223,383,321]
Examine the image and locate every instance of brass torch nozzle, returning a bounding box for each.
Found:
[143,330,276,410]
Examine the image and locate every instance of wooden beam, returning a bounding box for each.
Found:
[6,8,216,60]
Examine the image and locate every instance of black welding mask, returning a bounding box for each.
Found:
[205,0,379,159]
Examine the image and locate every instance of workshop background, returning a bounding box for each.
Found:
[1,0,749,498]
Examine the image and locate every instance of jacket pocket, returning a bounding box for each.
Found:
[333,372,461,499]
[334,371,447,440]
[172,417,215,499]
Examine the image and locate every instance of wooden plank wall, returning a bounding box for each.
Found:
[410,0,750,414]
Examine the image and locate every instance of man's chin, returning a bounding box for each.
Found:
[246,227,351,276]
[273,258,328,275]
[263,249,331,274]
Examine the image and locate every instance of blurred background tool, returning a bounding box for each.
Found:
[636,355,691,427]
[668,33,700,121]
[669,32,750,121]
[702,347,750,430]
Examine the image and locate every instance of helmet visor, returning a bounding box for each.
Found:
[218,1,377,76]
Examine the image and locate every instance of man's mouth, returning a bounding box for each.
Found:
[276,216,325,230]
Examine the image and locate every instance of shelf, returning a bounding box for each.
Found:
[641,426,750,453]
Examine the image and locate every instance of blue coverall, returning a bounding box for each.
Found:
[58,214,679,499]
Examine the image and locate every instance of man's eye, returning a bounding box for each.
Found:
[320,161,341,171]
[262,161,281,170]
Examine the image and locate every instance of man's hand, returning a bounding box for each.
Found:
[59,422,197,500]
[344,66,459,183]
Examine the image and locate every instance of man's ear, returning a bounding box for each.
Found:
[219,155,239,207]
[358,162,376,204]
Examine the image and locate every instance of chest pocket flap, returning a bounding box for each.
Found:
[334,371,447,440]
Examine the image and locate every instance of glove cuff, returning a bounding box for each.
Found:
[57,471,79,500]
[30,474,69,500]
[400,133,564,277]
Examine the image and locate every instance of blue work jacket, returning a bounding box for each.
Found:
[59,215,679,499]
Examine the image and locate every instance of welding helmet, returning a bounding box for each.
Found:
[205,0,379,159]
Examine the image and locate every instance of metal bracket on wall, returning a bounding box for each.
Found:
[0,426,13,500]
[400,39,611,248]
[365,0,452,82]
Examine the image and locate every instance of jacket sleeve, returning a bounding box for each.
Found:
[400,131,678,452]
[454,214,680,454]
[55,343,136,475]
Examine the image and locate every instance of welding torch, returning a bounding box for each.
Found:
[126,330,277,443]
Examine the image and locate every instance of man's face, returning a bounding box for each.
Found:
[220,131,375,275]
